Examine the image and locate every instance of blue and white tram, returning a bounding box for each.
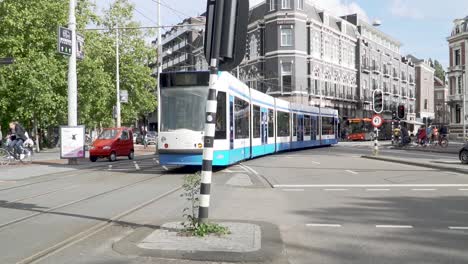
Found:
[158,71,338,166]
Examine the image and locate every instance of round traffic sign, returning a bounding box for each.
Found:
[372,114,383,128]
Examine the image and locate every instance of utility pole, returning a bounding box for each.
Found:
[156,0,162,134]
[116,26,121,128]
[68,0,78,165]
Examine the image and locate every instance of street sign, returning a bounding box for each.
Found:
[76,33,85,60]
[0,57,15,65]
[204,0,249,71]
[120,90,128,103]
[58,26,73,56]
[372,114,384,128]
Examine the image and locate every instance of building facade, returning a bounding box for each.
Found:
[154,1,419,122]
[447,16,468,139]
[408,55,435,123]
[434,76,450,125]
[157,16,206,73]
[342,15,416,120]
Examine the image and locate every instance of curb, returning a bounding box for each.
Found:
[389,146,459,155]
[113,220,287,263]
[362,155,468,174]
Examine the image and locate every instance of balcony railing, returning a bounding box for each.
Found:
[393,73,399,80]
[372,66,381,74]
[362,65,370,73]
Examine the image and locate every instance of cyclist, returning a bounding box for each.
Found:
[8,121,27,160]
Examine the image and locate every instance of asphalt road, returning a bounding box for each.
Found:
[0,144,466,264]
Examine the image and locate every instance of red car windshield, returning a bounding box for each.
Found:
[98,130,118,139]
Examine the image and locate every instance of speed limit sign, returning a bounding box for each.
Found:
[372,114,383,128]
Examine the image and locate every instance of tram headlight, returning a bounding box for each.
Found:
[197,143,203,149]
[161,136,167,143]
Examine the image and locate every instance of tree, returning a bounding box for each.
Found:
[433,60,446,81]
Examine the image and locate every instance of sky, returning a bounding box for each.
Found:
[95,0,468,68]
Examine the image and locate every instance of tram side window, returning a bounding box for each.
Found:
[268,109,274,138]
[311,116,318,139]
[293,114,297,136]
[304,116,311,136]
[215,92,227,139]
[234,98,250,139]
[253,105,261,138]
[278,111,290,137]
[321,117,335,135]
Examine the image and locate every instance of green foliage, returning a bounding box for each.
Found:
[0,0,156,133]
[433,60,446,82]
[179,172,230,237]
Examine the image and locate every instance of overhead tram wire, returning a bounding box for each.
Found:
[150,0,205,23]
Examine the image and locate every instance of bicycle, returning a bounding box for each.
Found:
[0,141,33,166]
[427,135,449,148]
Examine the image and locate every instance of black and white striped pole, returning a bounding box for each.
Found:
[199,0,249,224]
[198,59,218,223]
[373,127,379,156]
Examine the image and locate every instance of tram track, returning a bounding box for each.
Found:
[17,185,182,264]
[0,156,159,193]
[0,163,169,231]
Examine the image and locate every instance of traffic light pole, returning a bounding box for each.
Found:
[67,0,78,165]
[373,127,379,156]
[198,58,218,224]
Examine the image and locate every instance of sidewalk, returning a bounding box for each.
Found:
[389,141,463,154]
[362,154,468,174]
[0,145,157,181]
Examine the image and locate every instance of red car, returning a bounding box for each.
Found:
[89,127,134,162]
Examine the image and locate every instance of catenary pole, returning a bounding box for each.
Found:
[67,0,78,165]
[198,58,218,224]
[116,26,121,128]
[157,0,162,134]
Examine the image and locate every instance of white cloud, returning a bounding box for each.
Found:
[390,0,424,19]
[307,0,370,22]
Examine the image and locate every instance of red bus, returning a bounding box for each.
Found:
[345,118,392,141]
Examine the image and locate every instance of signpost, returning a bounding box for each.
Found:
[76,33,85,60]
[120,90,128,103]
[372,114,383,156]
[58,26,73,56]
[199,0,249,224]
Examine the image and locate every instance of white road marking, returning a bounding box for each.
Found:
[241,164,259,175]
[376,225,413,229]
[366,189,390,191]
[458,189,468,191]
[134,162,140,170]
[351,155,361,158]
[345,170,358,175]
[310,161,321,165]
[324,189,348,191]
[282,189,304,192]
[162,166,168,171]
[273,184,468,188]
[449,226,468,230]
[108,165,112,171]
[412,189,436,191]
[306,223,342,228]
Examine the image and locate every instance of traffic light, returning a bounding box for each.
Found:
[397,105,405,119]
[392,110,397,120]
[204,0,249,71]
[373,89,383,113]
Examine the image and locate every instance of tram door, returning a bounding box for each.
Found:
[261,108,268,145]
[297,115,304,142]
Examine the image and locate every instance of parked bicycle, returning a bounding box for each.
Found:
[0,139,33,166]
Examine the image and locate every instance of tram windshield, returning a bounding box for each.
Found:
[160,86,208,132]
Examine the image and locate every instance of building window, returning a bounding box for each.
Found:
[281,0,291,9]
[456,104,461,123]
[280,27,293,47]
[458,76,463,94]
[269,0,276,11]
[455,49,461,66]
[312,30,320,57]
[297,0,303,10]
[281,62,293,93]
[249,35,258,60]
[424,99,428,110]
